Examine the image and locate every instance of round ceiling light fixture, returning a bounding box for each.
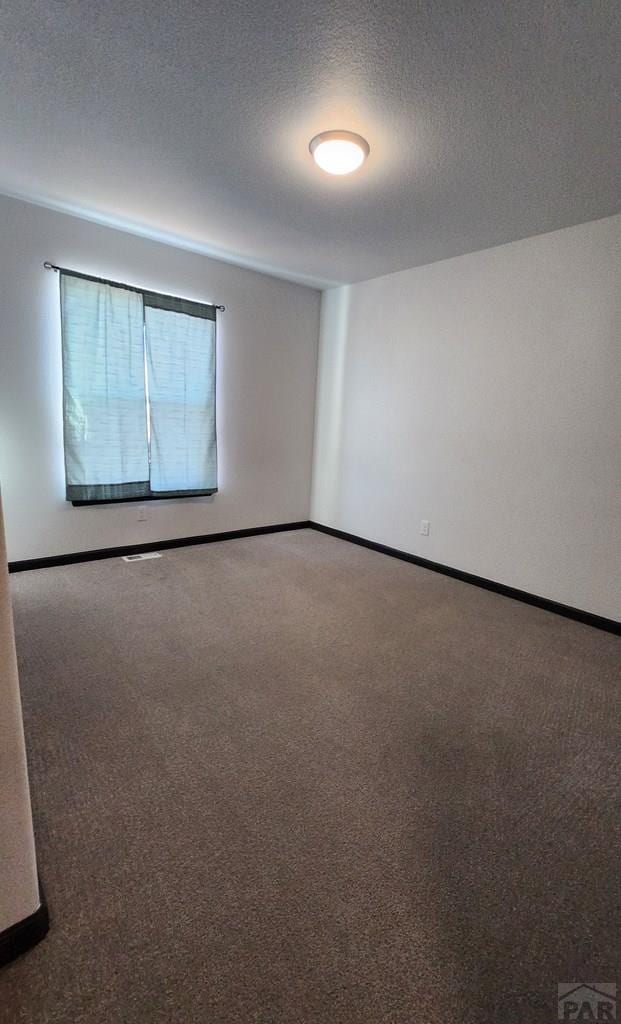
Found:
[309,130,370,176]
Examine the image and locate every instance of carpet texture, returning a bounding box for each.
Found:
[1,528,619,1023]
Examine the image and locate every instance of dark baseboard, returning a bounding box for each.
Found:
[0,880,49,969]
[8,518,619,636]
[8,521,312,573]
[310,522,621,637]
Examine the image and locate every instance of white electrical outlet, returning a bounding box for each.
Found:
[420,520,430,536]
[137,506,148,522]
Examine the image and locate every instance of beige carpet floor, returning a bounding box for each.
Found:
[1,528,619,1023]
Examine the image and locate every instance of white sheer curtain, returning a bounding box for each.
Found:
[144,304,217,495]
[60,274,149,502]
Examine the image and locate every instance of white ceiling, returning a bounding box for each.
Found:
[1,1,620,287]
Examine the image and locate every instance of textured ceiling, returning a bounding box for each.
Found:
[1,0,620,286]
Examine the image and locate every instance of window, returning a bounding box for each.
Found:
[58,270,218,504]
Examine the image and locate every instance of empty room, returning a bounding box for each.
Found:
[1,2,620,1022]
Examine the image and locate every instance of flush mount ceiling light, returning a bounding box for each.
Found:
[309,130,370,176]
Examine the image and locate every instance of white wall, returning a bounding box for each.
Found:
[0,195,320,562]
[312,214,621,621]
[2,194,619,619]
[0,492,39,932]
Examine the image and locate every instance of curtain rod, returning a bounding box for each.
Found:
[43,262,225,311]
